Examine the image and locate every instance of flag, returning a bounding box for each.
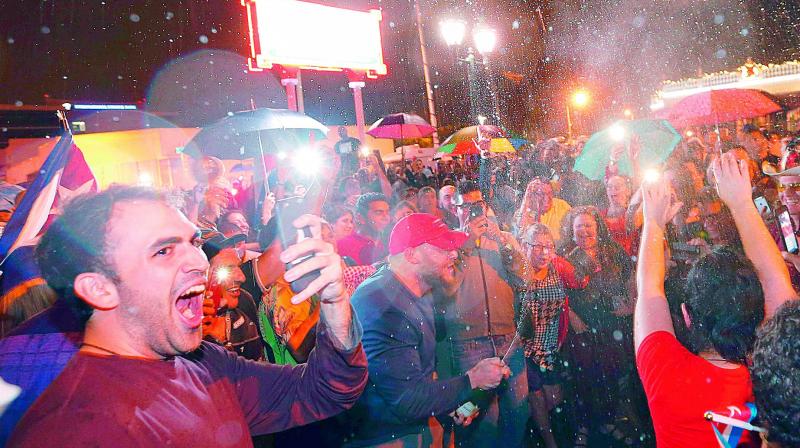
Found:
[705,403,761,448]
[0,133,97,303]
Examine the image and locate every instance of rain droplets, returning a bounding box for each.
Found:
[199,35,209,44]
[40,26,51,34]
[129,13,141,23]
[165,11,175,21]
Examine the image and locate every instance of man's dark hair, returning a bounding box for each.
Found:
[683,248,764,363]
[742,123,763,136]
[354,192,388,218]
[35,185,164,322]
[752,301,800,447]
[457,180,479,195]
[217,209,247,236]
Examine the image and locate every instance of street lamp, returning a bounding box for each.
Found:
[440,19,466,46]
[473,28,497,55]
[440,21,500,126]
[567,88,590,140]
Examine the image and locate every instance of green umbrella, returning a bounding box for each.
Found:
[573,119,681,180]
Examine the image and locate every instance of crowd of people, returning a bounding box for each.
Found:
[0,122,799,448]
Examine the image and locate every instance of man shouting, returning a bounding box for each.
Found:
[10,186,367,447]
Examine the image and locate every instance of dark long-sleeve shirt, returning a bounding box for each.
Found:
[9,319,367,447]
[347,266,473,446]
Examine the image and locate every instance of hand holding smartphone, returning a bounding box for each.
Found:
[275,196,322,293]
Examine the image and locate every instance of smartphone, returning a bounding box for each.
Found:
[778,210,799,254]
[454,401,478,419]
[275,195,321,293]
[754,196,771,216]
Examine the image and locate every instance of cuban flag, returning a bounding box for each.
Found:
[0,133,97,303]
[705,403,763,448]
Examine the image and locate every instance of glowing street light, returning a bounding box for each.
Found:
[473,28,497,54]
[566,88,591,141]
[571,90,590,108]
[440,19,466,47]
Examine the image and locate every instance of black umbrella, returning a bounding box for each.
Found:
[184,108,329,160]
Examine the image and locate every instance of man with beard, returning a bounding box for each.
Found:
[201,233,264,361]
[9,185,367,447]
[345,213,510,447]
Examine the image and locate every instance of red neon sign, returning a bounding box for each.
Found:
[243,0,387,78]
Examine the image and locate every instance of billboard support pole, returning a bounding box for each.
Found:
[296,70,305,113]
[281,78,299,111]
[349,81,367,142]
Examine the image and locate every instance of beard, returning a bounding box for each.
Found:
[422,266,459,297]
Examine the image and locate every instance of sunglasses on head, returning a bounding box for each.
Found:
[778,182,800,192]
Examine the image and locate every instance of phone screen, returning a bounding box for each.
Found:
[779,211,799,254]
[754,196,771,216]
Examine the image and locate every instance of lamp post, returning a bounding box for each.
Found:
[567,88,590,140]
[441,20,499,125]
[473,27,500,127]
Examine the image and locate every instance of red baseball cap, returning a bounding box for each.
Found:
[389,213,468,255]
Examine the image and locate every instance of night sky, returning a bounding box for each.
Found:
[1,0,799,136]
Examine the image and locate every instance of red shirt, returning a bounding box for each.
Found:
[636,332,756,447]
[337,232,386,266]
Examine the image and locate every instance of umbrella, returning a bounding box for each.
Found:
[184,108,328,160]
[450,140,480,156]
[441,125,508,146]
[574,119,681,180]
[654,88,782,128]
[489,138,527,153]
[366,113,436,139]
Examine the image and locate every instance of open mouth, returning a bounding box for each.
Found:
[226,286,241,299]
[175,284,205,328]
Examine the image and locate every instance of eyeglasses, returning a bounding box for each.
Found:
[457,199,487,209]
[525,243,555,253]
[778,182,800,192]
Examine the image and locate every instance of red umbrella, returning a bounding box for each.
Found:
[450,140,480,156]
[654,88,782,128]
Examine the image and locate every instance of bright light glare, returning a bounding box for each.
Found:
[440,20,466,46]
[473,28,497,54]
[623,108,633,118]
[609,124,626,142]
[277,151,288,160]
[360,146,372,157]
[250,0,386,75]
[686,130,694,137]
[138,172,153,187]
[215,266,231,282]
[292,147,322,176]
[477,115,487,125]
[644,169,661,183]
[572,90,590,108]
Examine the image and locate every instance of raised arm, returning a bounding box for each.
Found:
[634,178,682,352]
[711,153,798,319]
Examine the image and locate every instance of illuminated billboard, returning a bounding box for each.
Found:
[243,0,387,77]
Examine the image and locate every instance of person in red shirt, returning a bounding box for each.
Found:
[337,193,391,265]
[635,153,798,447]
